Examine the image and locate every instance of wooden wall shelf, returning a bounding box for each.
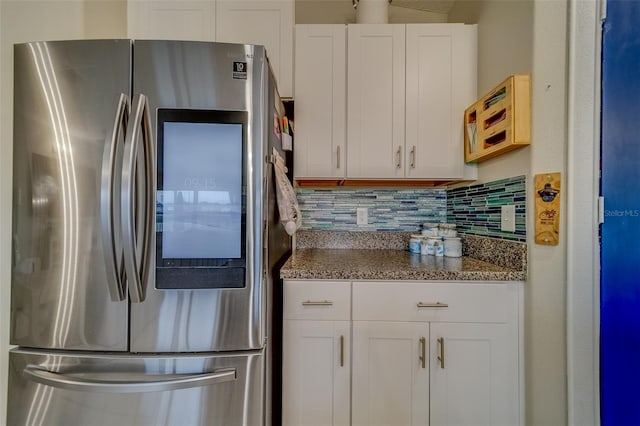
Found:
[464,74,531,163]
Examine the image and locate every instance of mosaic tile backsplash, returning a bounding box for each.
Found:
[296,188,447,232]
[447,175,526,242]
[295,175,526,242]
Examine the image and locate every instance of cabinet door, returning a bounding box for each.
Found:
[127,1,216,41]
[216,1,293,98]
[294,25,346,179]
[429,322,520,426]
[352,321,429,426]
[282,320,350,426]
[405,24,477,179]
[347,24,405,178]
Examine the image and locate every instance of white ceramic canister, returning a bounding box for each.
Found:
[409,235,422,254]
[421,228,438,238]
[444,237,462,257]
[423,222,439,231]
[439,223,457,237]
[420,237,429,255]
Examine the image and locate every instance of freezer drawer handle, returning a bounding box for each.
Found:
[100,93,129,302]
[23,366,236,393]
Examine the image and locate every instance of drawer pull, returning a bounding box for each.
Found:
[301,300,333,306]
[416,302,449,308]
[437,337,445,369]
[410,145,416,169]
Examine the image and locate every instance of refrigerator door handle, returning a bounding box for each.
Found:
[23,366,236,393]
[121,93,155,303]
[100,93,130,302]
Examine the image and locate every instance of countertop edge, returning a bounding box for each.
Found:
[281,270,526,282]
[280,249,526,282]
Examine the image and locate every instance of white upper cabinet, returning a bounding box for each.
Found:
[405,24,477,179]
[294,25,347,179]
[216,1,294,98]
[128,1,216,41]
[127,0,294,97]
[293,23,477,180]
[347,24,406,179]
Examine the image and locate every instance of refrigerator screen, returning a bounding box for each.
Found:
[156,109,248,289]
[161,122,242,259]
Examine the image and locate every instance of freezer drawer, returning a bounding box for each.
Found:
[7,348,264,426]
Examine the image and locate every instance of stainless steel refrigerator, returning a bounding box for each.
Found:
[8,39,291,426]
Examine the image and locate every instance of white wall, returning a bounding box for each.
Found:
[566,0,601,424]
[0,2,5,423]
[527,3,568,424]
[0,2,126,424]
[448,0,533,185]
[449,1,568,425]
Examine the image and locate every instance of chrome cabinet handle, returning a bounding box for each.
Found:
[410,145,416,169]
[23,366,236,393]
[396,146,402,169]
[437,337,445,369]
[417,302,449,308]
[419,337,426,369]
[121,94,154,303]
[101,93,129,302]
[337,145,341,169]
[301,300,333,306]
[340,335,345,367]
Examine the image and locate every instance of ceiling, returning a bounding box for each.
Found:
[391,0,456,14]
[295,0,457,24]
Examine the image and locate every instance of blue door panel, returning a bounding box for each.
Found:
[601,1,640,424]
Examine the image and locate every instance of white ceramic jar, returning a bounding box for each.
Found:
[425,237,439,255]
[439,223,457,237]
[444,237,462,257]
[422,222,439,238]
[434,239,444,257]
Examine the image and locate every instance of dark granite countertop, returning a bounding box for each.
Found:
[280,248,526,281]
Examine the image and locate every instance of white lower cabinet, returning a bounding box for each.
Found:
[351,321,429,426]
[428,322,519,426]
[283,280,522,426]
[282,280,351,426]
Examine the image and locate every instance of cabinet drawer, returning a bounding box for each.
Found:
[353,281,517,323]
[284,280,351,320]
